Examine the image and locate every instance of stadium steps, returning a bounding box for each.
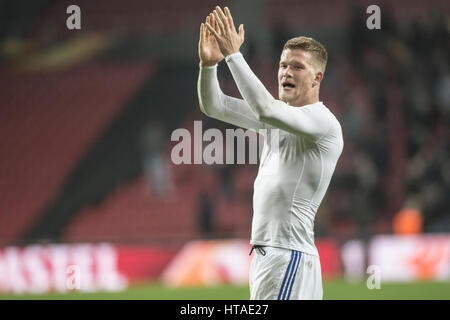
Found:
[0,62,153,245]
[62,169,203,243]
[20,60,199,244]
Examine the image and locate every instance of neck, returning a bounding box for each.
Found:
[286,91,320,107]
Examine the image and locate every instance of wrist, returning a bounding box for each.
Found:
[225,51,242,63]
[200,60,219,67]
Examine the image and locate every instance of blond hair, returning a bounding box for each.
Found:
[283,36,328,73]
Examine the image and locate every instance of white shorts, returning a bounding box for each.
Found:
[249,246,323,300]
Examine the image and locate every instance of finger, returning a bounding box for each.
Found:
[213,10,225,34]
[205,22,220,40]
[215,6,229,30]
[200,23,204,43]
[239,24,245,38]
[205,16,210,39]
[201,23,208,43]
[210,13,220,35]
[224,7,236,31]
[208,13,217,35]
[215,20,221,36]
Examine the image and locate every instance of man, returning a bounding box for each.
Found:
[197,6,343,300]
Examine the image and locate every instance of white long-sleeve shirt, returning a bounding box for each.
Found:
[197,52,343,256]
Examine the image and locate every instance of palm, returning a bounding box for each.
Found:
[201,37,223,63]
[199,14,223,66]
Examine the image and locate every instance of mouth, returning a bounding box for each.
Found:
[281,81,296,91]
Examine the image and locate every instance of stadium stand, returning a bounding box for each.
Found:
[0,62,153,244]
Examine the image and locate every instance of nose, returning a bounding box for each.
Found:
[281,66,293,79]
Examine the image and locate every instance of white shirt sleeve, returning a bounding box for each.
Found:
[225,52,332,141]
[197,63,265,131]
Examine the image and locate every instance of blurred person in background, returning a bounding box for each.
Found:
[198,6,343,299]
[393,197,423,235]
[140,120,175,197]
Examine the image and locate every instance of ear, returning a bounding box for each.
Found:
[312,71,323,88]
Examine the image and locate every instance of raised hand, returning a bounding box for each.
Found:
[199,14,224,66]
[205,6,245,58]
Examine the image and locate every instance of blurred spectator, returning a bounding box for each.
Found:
[393,198,423,235]
[140,120,175,197]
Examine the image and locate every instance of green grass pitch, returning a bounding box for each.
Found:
[1,280,449,300]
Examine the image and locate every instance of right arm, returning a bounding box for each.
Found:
[198,14,263,131]
[198,64,264,130]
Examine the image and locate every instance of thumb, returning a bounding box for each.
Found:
[239,24,245,38]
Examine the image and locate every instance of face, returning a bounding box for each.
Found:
[278,49,321,106]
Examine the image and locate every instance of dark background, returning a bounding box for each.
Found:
[0,0,448,248]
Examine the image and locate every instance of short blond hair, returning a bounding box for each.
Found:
[283,36,328,73]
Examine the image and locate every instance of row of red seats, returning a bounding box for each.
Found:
[0,62,153,244]
[62,142,257,244]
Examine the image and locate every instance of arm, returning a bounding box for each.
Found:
[198,63,264,130]
[198,12,263,130]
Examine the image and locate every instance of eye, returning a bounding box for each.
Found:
[280,64,287,69]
